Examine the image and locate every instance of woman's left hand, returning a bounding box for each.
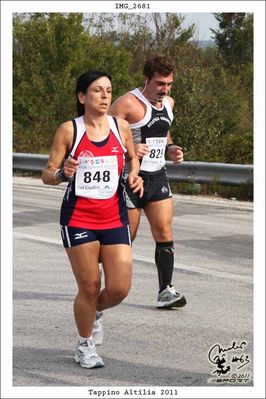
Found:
[127,173,144,198]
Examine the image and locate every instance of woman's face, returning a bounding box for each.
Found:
[79,76,112,114]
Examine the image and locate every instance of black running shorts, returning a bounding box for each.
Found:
[126,167,172,209]
[60,224,131,248]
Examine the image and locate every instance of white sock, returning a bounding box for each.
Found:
[78,335,92,344]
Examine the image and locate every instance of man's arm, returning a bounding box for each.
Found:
[109,93,150,159]
[167,131,174,146]
[109,94,130,119]
[165,97,184,164]
[166,131,184,164]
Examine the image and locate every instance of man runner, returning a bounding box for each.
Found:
[109,55,187,309]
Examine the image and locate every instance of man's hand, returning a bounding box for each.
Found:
[134,143,150,159]
[167,145,184,164]
[127,173,144,197]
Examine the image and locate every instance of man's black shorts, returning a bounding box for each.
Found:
[126,167,172,209]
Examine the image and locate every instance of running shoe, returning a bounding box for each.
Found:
[74,338,104,368]
[156,285,187,309]
[92,311,104,346]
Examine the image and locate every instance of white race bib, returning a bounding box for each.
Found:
[140,137,167,172]
[75,156,118,199]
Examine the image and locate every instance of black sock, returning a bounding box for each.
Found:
[155,241,175,293]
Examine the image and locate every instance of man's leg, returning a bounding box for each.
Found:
[144,198,186,308]
[144,198,174,290]
[127,208,142,241]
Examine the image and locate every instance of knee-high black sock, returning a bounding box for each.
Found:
[155,241,175,292]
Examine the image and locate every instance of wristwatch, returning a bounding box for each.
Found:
[58,167,71,182]
[166,143,175,149]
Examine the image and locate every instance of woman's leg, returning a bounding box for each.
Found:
[66,241,100,338]
[97,244,132,311]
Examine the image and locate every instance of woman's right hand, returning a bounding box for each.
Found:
[63,156,79,179]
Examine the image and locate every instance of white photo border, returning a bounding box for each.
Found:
[1,1,265,398]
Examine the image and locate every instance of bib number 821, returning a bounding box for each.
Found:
[84,171,110,183]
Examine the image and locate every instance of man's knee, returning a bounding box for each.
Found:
[128,209,141,241]
[152,223,172,241]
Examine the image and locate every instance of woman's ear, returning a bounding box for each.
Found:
[77,91,86,105]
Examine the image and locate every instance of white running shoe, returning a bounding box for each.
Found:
[156,285,187,309]
[92,311,104,346]
[74,338,104,368]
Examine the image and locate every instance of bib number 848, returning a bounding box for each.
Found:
[84,170,110,183]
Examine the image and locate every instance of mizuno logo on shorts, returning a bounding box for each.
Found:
[74,232,88,240]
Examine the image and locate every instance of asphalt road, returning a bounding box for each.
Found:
[11,176,254,396]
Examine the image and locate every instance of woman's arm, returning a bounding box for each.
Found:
[41,121,79,185]
[117,118,144,197]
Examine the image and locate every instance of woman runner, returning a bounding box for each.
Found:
[42,70,143,368]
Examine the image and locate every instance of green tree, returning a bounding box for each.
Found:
[170,45,224,161]
[211,12,253,92]
[211,13,253,70]
[208,64,253,163]
[13,13,89,152]
[209,13,253,163]
[13,13,133,153]
[84,13,194,78]
[13,12,253,165]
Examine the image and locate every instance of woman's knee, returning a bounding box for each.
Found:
[78,279,100,300]
[106,271,131,303]
[108,285,131,304]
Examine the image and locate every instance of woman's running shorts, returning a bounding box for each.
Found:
[60,224,131,248]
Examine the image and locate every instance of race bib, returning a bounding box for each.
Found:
[140,137,167,172]
[75,156,118,199]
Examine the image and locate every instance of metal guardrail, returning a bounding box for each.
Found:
[13,153,253,186]
[166,161,253,186]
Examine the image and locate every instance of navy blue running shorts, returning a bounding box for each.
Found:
[126,167,172,209]
[60,224,131,248]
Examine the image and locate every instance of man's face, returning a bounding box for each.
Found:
[146,72,174,103]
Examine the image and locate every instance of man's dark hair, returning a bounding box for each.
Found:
[76,70,112,116]
[143,55,175,80]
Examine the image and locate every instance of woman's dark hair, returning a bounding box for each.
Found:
[76,70,112,116]
[143,55,175,81]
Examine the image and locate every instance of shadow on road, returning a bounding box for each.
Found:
[13,345,211,387]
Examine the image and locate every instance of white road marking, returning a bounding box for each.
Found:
[13,231,252,283]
